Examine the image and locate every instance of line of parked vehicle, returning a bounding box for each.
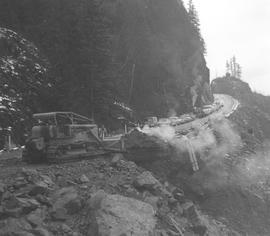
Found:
[144,102,223,128]
[144,114,195,128]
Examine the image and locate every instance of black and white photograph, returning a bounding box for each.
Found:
[0,0,270,235]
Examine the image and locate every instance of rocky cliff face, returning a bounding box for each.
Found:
[0,0,212,123]
[107,0,212,116]
[211,76,252,103]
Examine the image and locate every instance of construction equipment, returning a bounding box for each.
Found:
[22,112,105,163]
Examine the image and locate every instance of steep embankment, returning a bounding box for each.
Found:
[123,78,270,235]
[0,27,54,147]
[212,76,270,142]
[0,0,212,125]
[0,152,240,236]
[197,76,270,235]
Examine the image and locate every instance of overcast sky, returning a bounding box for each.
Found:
[184,0,270,95]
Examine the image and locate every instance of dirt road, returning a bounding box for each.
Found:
[175,94,239,133]
[214,94,239,118]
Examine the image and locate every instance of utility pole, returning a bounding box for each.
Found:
[90,58,94,120]
[128,63,136,106]
[89,25,95,121]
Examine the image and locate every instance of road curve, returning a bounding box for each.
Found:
[175,94,239,132]
[214,94,239,118]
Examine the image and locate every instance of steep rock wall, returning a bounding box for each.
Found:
[107,0,212,115]
[0,0,212,122]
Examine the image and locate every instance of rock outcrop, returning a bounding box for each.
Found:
[92,193,156,236]
[123,129,173,162]
[108,0,212,115]
[0,0,212,122]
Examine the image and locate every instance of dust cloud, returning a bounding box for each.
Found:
[142,125,175,141]
[142,115,270,193]
[142,115,242,161]
[238,144,270,188]
[142,115,244,191]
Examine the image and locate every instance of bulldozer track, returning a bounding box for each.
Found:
[0,156,22,167]
[46,150,111,164]
[0,148,113,167]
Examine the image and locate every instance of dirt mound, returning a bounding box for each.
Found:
[124,129,173,163]
[124,129,170,150]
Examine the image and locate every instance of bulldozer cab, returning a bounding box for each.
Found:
[33,112,94,125]
[32,112,99,140]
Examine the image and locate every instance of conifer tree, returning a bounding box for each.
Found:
[226,56,242,79]
[236,64,242,79]
[226,60,230,73]
[188,0,200,30]
[188,0,206,54]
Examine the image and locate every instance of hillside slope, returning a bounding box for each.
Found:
[0,151,241,236]
[200,76,270,235]
[0,27,55,146]
[0,0,212,126]
[212,76,270,141]
[123,77,270,235]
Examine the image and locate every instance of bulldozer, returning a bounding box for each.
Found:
[22,112,106,163]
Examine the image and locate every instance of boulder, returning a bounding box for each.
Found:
[167,195,178,208]
[21,168,39,179]
[124,129,169,150]
[154,229,169,236]
[182,202,207,236]
[0,182,6,201]
[21,168,54,186]
[143,196,160,211]
[19,169,54,196]
[0,218,33,236]
[17,197,40,215]
[88,190,107,210]
[117,160,138,173]
[61,224,72,234]
[182,202,198,221]
[50,187,81,219]
[133,171,161,192]
[94,193,156,236]
[79,174,90,184]
[26,208,46,227]
[1,190,13,201]
[39,175,54,187]
[56,175,69,188]
[111,153,124,166]
[0,206,6,220]
[28,181,51,196]
[60,223,79,236]
[172,188,185,203]
[13,177,28,189]
[35,194,52,207]
[50,208,69,221]
[31,227,52,236]
[2,195,40,217]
